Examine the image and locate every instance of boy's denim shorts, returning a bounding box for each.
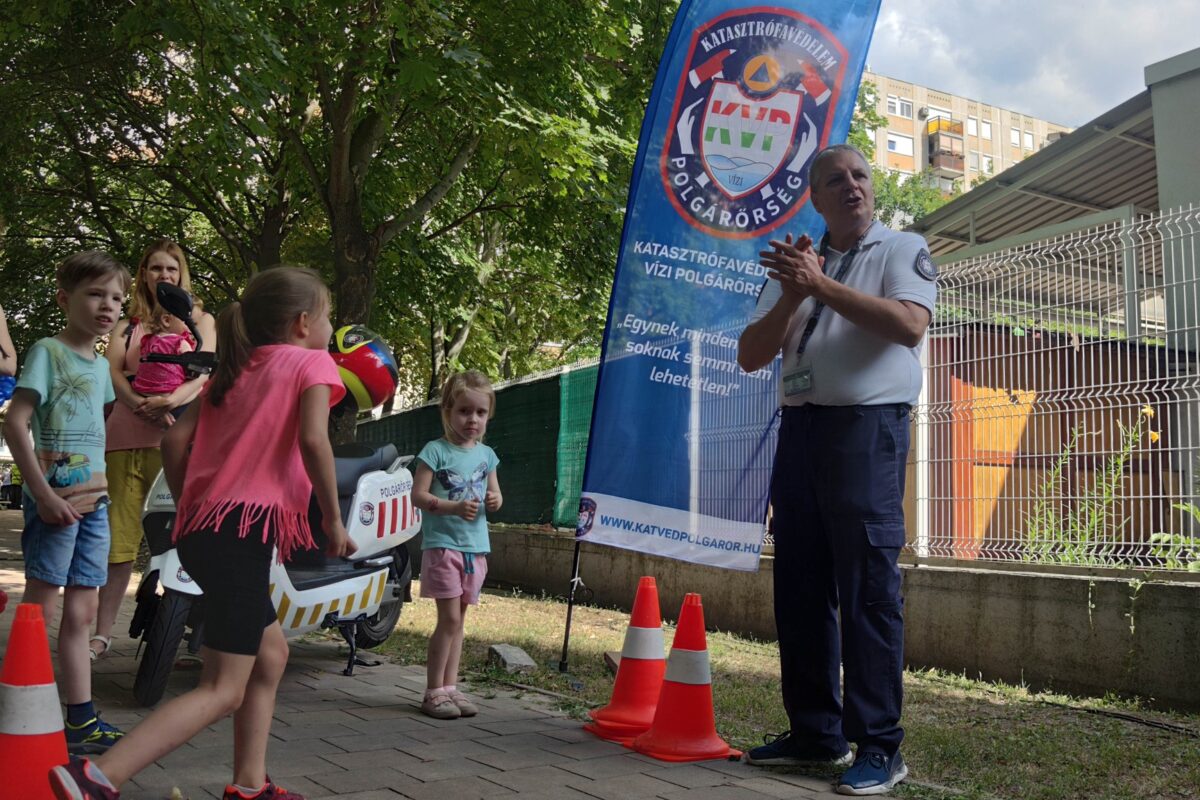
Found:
[21,495,110,587]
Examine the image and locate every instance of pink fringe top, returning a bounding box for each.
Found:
[173,345,346,561]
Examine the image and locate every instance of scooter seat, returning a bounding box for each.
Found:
[333,443,399,496]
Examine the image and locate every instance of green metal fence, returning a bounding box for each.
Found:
[357,362,598,527]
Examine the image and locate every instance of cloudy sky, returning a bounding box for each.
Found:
[865,0,1199,126]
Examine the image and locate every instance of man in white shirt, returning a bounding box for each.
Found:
[737,144,936,796]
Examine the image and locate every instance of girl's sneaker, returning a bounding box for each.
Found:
[48,758,120,800]
[222,781,305,799]
[421,688,461,719]
[449,689,479,717]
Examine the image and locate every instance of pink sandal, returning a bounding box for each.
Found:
[448,689,478,717]
[421,688,461,720]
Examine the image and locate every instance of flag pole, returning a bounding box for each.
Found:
[558,540,583,672]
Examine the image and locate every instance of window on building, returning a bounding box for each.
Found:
[1024,131,1034,150]
[1010,128,1021,146]
[967,116,978,137]
[968,151,980,171]
[886,133,914,156]
[886,95,913,117]
[981,155,994,174]
[938,177,956,193]
[981,120,992,139]
[927,105,951,121]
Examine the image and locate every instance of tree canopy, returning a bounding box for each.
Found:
[1,0,673,404]
[1,5,957,410]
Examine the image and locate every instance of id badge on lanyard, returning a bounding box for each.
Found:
[782,223,873,399]
[783,366,812,397]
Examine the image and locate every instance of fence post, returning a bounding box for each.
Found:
[916,341,931,558]
[1121,205,1142,338]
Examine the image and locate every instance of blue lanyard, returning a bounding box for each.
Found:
[794,222,875,358]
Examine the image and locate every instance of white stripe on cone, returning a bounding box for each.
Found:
[663,648,712,686]
[0,682,63,735]
[620,626,665,661]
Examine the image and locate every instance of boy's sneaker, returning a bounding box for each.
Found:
[65,715,125,754]
[746,730,853,766]
[48,757,120,800]
[837,750,908,795]
[222,781,305,799]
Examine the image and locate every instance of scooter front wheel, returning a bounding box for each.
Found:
[354,545,409,648]
[133,588,191,707]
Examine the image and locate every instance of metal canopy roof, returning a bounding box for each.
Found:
[907,91,1158,258]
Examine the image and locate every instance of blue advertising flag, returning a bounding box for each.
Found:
[578,0,881,570]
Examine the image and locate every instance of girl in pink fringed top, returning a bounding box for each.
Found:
[51,267,357,800]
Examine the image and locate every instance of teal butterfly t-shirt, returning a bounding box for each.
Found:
[416,438,499,553]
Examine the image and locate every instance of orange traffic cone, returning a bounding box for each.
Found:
[585,576,667,744]
[0,604,68,799]
[632,593,740,762]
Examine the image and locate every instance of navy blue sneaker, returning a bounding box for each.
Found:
[837,750,908,795]
[64,715,125,755]
[745,730,853,767]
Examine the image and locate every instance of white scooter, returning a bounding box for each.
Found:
[126,284,420,706]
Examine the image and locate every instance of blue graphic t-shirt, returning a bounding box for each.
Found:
[416,438,499,554]
[16,337,115,512]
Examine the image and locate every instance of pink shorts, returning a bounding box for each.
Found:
[420,548,488,605]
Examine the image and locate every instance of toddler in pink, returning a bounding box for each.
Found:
[130,314,194,396]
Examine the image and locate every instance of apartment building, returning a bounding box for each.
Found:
[861,69,1074,191]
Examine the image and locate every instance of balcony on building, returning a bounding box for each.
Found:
[926,117,965,177]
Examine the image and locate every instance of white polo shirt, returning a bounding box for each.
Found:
[752,223,936,406]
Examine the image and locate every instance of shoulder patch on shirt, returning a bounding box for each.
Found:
[914,249,937,281]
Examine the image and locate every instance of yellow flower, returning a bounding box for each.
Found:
[1149,430,1161,444]
[1141,405,1155,419]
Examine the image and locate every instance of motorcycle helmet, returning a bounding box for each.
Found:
[330,325,399,411]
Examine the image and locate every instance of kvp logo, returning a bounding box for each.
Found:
[662,8,847,239]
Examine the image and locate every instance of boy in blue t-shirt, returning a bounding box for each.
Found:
[3,251,130,753]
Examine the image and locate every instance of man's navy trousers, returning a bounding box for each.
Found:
[771,403,909,757]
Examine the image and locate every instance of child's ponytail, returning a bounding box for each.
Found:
[208,301,252,407]
[206,266,331,407]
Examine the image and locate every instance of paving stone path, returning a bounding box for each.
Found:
[1,510,876,798]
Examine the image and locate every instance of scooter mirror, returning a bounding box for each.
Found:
[156,282,203,351]
[156,282,194,320]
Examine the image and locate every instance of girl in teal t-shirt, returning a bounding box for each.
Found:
[412,370,502,720]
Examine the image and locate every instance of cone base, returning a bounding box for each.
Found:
[0,731,69,800]
[631,729,741,763]
[583,719,645,745]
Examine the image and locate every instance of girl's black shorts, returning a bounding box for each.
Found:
[177,513,278,656]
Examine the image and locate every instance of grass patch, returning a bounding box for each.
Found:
[372,583,1200,800]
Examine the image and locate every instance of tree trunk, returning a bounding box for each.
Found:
[332,224,378,327]
[500,347,513,380]
[255,175,291,270]
[428,318,447,401]
[328,204,379,442]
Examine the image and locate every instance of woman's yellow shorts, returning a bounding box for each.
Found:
[104,447,162,563]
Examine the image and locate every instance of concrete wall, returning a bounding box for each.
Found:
[903,567,1200,709]
[481,527,1200,710]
